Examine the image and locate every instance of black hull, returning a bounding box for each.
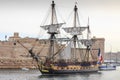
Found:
[40,69,98,74]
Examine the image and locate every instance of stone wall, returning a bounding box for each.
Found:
[0,32,105,68]
[92,37,105,60]
[0,58,37,68]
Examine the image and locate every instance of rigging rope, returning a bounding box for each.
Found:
[37,40,48,56]
[55,5,66,23]
[40,7,51,26]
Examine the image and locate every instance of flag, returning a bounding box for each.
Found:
[97,48,103,64]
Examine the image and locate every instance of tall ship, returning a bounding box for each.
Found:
[18,0,101,74]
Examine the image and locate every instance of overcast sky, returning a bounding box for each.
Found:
[0,0,120,52]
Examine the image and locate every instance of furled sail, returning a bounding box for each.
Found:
[63,27,88,35]
[40,23,65,34]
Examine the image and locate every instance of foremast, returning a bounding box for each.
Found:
[40,1,64,62]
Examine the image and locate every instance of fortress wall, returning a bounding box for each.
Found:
[0,32,105,68]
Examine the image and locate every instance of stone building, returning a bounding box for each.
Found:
[104,52,120,62]
[0,32,105,68]
[9,32,21,41]
[92,37,105,60]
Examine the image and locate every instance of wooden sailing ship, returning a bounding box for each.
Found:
[18,0,100,74]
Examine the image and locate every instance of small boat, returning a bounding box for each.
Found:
[99,63,116,70]
[21,67,29,71]
[99,48,116,71]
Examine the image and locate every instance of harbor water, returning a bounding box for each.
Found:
[0,68,120,80]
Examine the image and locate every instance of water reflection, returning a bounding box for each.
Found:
[0,69,120,80]
[39,72,102,80]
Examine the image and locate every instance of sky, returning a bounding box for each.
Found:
[0,0,120,52]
